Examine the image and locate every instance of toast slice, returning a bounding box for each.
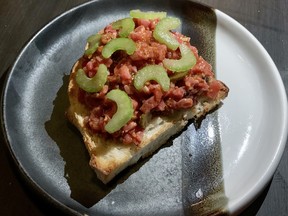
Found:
[66,13,229,184]
[67,60,228,184]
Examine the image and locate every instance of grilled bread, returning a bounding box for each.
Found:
[66,11,229,184]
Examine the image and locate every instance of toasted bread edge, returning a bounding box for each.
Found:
[67,58,229,184]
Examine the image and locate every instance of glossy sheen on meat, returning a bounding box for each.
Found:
[78,18,225,145]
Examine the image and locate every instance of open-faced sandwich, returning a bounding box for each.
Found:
[67,10,229,184]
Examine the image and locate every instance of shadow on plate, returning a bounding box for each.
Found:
[239,181,271,216]
[44,74,167,208]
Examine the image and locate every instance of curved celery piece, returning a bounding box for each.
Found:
[112,18,135,38]
[169,71,188,81]
[153,17,181,50]
[163,44,196,72]
[102,38,136,58]
[134,65,170,92]
[139,113,152,128]
[104,89,133,134]
[76,64,108,93]
[84,34,101,57]
[130,9,167,19]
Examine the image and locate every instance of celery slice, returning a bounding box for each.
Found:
[134,65,170,92]
[130,9,167,19]
[153,17,181,51]
[163,44,196,72]
[84,34,101,57]
[112,18,135,38]
[139,113,152,128]
[169,71,188,81]
[76,64,108,93]
[102,38,136,58]
[105,89,133,134]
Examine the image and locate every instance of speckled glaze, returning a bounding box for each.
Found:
[182,113,228,216]
[2,0,227,215]
[2,0,287,215]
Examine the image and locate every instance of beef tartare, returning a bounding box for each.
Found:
[75,10,226,145]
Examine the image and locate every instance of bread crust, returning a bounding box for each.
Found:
[67,57,229,184]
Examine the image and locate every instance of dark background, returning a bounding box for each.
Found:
[0,0,287,215]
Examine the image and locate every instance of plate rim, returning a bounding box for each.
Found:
[214,9,288,214]
[1,0,287,215]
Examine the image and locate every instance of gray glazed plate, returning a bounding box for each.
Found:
[2,0,287,215]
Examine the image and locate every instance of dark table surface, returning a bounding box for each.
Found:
[1,0,287,215]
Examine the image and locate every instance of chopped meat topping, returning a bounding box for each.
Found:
[78,18,225,145]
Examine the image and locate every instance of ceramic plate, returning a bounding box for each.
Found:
[1,0,287,215]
